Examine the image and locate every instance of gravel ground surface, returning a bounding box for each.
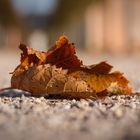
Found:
[1,51,140,140]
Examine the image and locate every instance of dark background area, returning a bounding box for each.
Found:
[0,0,140,55]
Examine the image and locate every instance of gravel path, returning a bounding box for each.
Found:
[0,91,140,140]
[1,51,140,140]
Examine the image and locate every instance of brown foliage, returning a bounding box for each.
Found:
[11,35,132,99]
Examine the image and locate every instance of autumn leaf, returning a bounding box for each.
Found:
[19,44,46,66]
[45,35,82,69]
[11,35,132,99]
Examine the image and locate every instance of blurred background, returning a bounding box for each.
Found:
[1,0,140,54]
[1,0,140,90]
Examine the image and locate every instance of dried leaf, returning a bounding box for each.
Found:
[45,35,82,69]
[19,44,46,66]
[11,35,132,99]
[81,61,113,74]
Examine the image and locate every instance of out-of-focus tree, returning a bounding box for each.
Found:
[0,0,20,27]
[0,0,22,49]
[47,0,102,45]
[49,0,102,27]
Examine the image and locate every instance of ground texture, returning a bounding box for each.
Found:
[0,51,140,140]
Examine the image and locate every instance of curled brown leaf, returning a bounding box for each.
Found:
[11,35,132,99]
